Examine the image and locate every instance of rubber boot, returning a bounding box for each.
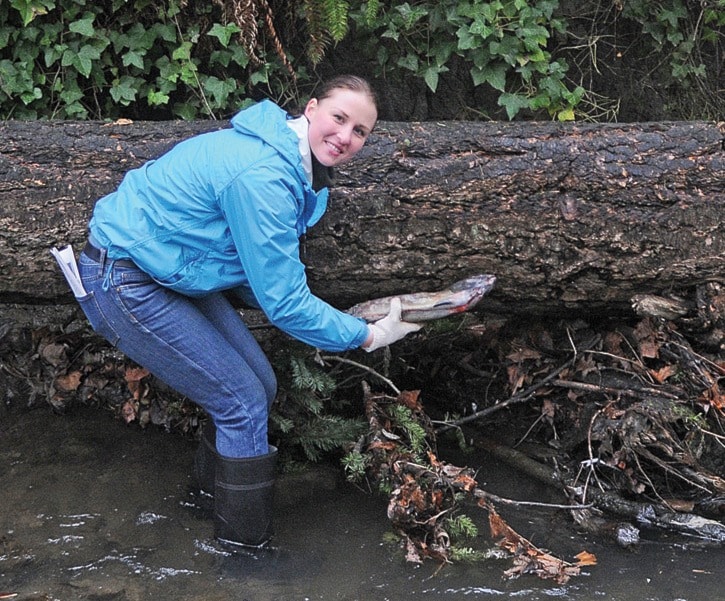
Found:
[193,423,218,497]
[214,446,277,548]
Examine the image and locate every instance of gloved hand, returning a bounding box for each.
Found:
[364,297,422,352]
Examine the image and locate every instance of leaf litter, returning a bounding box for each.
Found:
[1,296,724,581]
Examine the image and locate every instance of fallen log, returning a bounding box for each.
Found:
[0,119,723,320]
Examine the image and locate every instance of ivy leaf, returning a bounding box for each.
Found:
[207,23,240,48]
[203,75,236,106]
[497,91,529,119]
[397,53,418,72]
[227,45,250,68]
[173,102,198,120]
[110,75,137,104]
[147,89,170,106]
[69,16,95,37]
[122,50,145,70]
[471,62,507,91]
[59,84,83,106]
[74,44,101,77]
[456,26,478,51]
[423,67,439,92]
[10,0,54,27]
[20,85,42,104]
[172,41,193,62]
[557,107,575,121]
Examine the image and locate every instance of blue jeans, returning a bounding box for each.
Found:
[77,246,276,458]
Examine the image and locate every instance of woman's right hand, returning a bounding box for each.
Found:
[363,297,422,352]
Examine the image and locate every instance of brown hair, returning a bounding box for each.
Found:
[313,75,379,116]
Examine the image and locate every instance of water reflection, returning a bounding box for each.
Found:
[1,406,721,600]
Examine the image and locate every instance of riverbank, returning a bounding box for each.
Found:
[2,404,723,601]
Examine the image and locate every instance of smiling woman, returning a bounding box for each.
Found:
[68,74,421,551]
[304,84,378,165]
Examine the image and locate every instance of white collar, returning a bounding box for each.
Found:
[286,115,313,183]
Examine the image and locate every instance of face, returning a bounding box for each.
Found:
[304,88,378,167]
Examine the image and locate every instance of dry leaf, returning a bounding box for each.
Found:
[40,342,67,367]
[507,347,542,362]
[55,371,82,392]
[125,366,150,400]
[398,389,422,411]
[488,505,586,584]
[121,399,137,423]
[650,364,677,383]
[574,550,598,566]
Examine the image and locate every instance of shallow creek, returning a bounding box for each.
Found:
[1,406,721,601]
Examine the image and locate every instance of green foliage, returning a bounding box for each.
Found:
[386,404,429,459]
[445,512,492,562]
[303,0,352,64]
[0,0,271,119]
[449,545,489,562]
[349,0,583,120]
[288,414,366,462]
[1,0,720,120]
[446,513,478,539]
[341,448,370,482]
[271,349,366,463]
[618,0,723,117]
[445,512,489,562]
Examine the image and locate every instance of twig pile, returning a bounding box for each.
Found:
[354,383,596,582]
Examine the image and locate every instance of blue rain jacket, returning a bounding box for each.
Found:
[88,100,369,352]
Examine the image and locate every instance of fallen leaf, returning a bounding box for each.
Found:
[650,364,677,383]
[55,370,82,392]
[574,550,598,566]
[507,347,542,362]
[488,504,585,584]
[542,398,557,418]
[398,389,422,411]
[125,366,150,399]
[40,342,67,367]
[121,399,137,423]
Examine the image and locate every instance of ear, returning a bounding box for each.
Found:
[304,98,318,119]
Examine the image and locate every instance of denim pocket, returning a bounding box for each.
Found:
[77,290,121,346]
[113,269,174,332]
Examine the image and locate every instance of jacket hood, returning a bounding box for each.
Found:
[230,100,328,227]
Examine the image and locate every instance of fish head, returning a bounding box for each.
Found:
[432,274,496,313]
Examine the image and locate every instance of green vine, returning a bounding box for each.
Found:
[619,0,725,119]
[1,0,721,120]
[349,0,584,120]
[1,0,274,119]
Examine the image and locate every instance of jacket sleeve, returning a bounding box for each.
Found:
[218,164,369,352]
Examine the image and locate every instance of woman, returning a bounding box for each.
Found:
[76,75,420,548]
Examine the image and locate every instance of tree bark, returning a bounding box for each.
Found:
[1,119,723,317]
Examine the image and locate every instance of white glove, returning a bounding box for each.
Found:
[364,297,422,352]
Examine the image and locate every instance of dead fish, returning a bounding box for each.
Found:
[346,274,496,323]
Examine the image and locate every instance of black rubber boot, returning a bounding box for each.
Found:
[193,423,218,497]
[214,446,277,548]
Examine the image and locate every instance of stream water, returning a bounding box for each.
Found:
[1,405,722,601]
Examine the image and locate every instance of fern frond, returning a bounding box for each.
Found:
[269,412,295,434]
[342,449,370,482]
[322,0,349,42]
[449,546,488,562]
[363,0,381,27]
[302,0,332,64]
